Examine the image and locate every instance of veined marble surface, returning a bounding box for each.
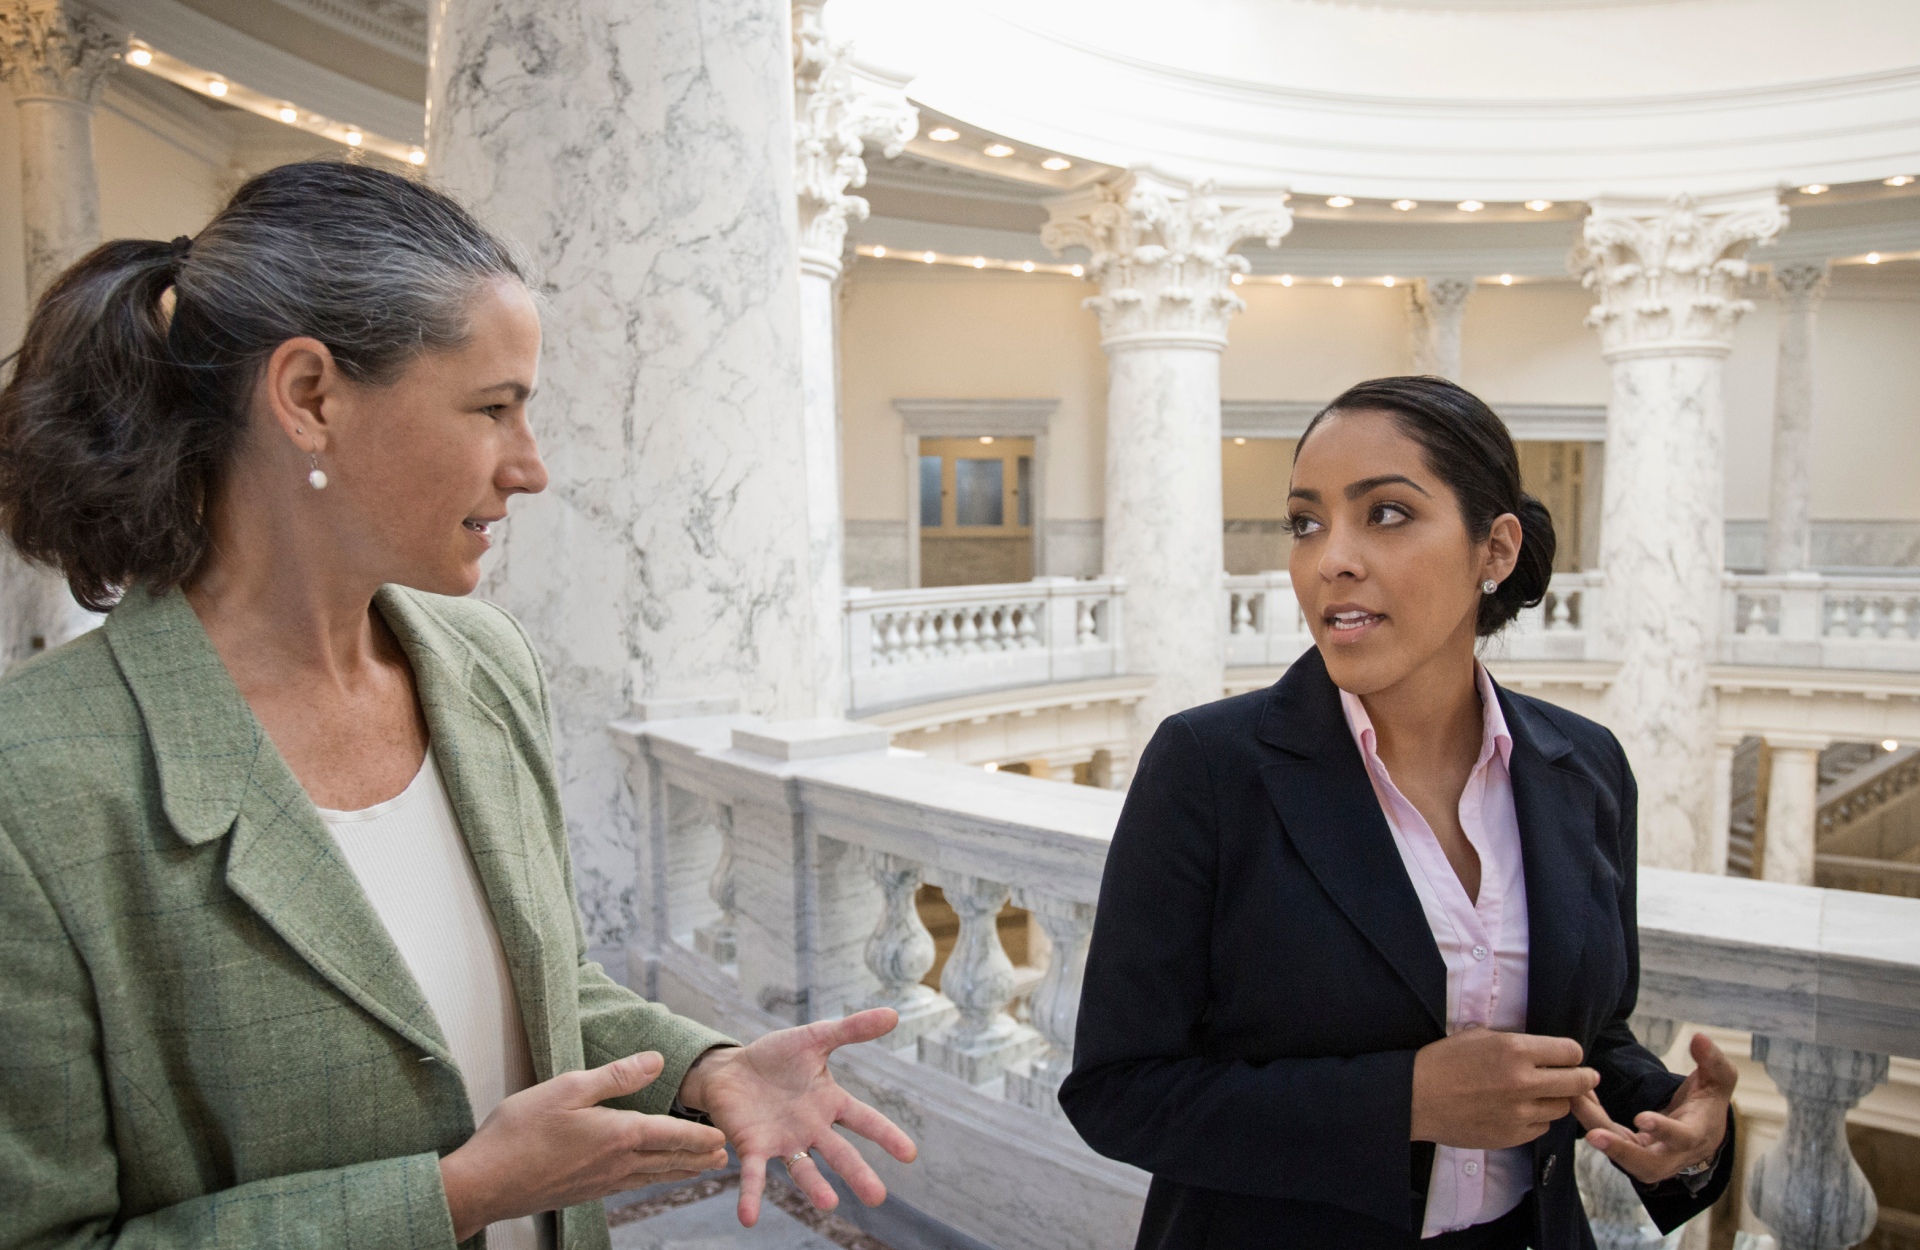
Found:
[429,0,825,945]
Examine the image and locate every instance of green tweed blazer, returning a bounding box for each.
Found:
[0,583,730,1249]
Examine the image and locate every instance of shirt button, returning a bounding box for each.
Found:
[1464,1160,1481,1177]
[1472,944,1489,961]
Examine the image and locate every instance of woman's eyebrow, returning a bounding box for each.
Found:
[1344,473,1430,500]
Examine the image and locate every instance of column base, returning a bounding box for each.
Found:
[919,1017,1046,1086]
[692,921,736,966]
[1004,1053,1071,1118]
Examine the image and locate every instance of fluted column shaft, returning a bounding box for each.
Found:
[1766,264,1829,574]
[428,0,823,956]
[1044,173,1292,758]
[1572,192,1787,870]
[1408,276,1473,381]
[0,0,117,672]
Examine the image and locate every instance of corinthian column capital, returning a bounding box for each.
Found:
[1569,191,1787,359]
[792,0,916,278]
[1041,171,1293,348]
[0,0,119,104]
[1770,260,1830,312]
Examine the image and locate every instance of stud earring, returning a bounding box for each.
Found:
[1481,578,1498,594]
[307,452,328,491]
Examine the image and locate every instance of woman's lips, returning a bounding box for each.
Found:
[1325,609,1386,641]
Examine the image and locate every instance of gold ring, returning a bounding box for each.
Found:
[788,1150,811,1168]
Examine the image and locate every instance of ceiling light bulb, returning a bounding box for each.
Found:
[872,245,885,258]
[1070,264,1084,277]
[1231,273,1244,285]
[1798,184,1829,195]
[1041,157,1070,171]
[1234,437,1247,445]
[279,106,298,123]
[345,130,362,146]
[972,256,986,268]
[1391,199,1416,211]
[1331,276,1344,287]
[207,79,228,97]
[408,149,426,166]
[1457,200,1484,212]
[979,436,994,444]
[1525,199,1553,212]
[1886,175,1915,187]
[983,143,1014,158]
[126,47,153,67]
[1866,252,1881,264]
[983,761,998,771]
[928,127,958,142]
[1383,275,1395,287]
[924,251,936,263]
[1884,739,1900,751]
[1325,196,1353,208]
[1280,274,1293,286]
[1500,274,1514,285]
[1021,261,1034,272]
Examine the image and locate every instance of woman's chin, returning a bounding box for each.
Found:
[1316,641,1406,698]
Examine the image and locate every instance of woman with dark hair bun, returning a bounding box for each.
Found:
[1063,376,1737,1249]
[0,161,913,1250]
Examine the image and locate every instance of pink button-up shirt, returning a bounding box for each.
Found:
[1340,664,1532,1238]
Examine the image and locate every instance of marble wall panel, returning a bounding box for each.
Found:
[845,519,908,590]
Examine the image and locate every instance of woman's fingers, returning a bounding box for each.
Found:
[810,1128,888,1208]
[737,1155,768,1228]
[1690,1032,1740,1091]
[835,1096,917,1162]
[816,1008,900,1051]
[785,1153,840,1211]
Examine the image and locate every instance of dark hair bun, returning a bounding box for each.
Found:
[1486,493,1557,634]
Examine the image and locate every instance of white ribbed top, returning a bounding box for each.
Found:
[319,751,548,1250]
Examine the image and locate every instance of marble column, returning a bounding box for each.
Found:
[0,0,118,672]
[1765,264,1829,574]
[1043,173,1292,757]
[429,0,825,959]
[1571,193,1788,871]
[1760,733,1827,885]
[791,0,914,716]
[1408,276,1474,381]
[1747,1036,1888,1250]
[1708,731,1744,876]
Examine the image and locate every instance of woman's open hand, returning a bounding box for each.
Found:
[439,1051,729,1240]
[1411,1026,1601,1149]
[676,1008,919,1228]
[1574,1032,1736,1184]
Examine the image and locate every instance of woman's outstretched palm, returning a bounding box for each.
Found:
[681,1007,917,1226]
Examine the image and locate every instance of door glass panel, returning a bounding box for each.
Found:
[955,459,1004,527]
[1016,456,1032,529]
[919,456,943,529]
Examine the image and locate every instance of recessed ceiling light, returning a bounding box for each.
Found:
[126,47,153,67]
[1391,199,1417,211]
[1021,261,1034,272]
[924,251,936,263]
[1866,252,1881,264]
[206,79,228,97]
[1326,196,1354,208]
[1525,199,1553,212]
[1798,184,1829,195]
[344,130,362,147]
[972,256,986,268]
[1500,274,1514,285]
[1383,275,1395,287]
[1234,437,1248,445]
[983,144,1014,158]
[278,106,298,123]
[928,127,959,142]
[979,436,994,444]
[1041,157,1071,171]
[1886,175,1915,187]
[1331,276,1344,287]
[1070,264,1084,277]
[1457,200,1484,212]
[1884,739,1901,751]
[872,245,886,258]
[1280,274,1293,286]
[408,149,425,166]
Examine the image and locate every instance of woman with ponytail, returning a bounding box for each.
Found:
[1063,377,1737,1249]
[0,161,913,1250]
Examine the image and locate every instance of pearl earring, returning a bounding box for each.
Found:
[307,452,328,491]
[1481,579,1498,594]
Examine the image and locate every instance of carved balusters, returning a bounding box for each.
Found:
[1005,896,1095,1118]
[1826,596,1852,638]
[1549,591,1574,631]
[852,853,956,1049]
[1231,593,1255,635]
[919,873,1045,1084]
[1075,598,1097,646]
[692,809,738,966]
[1018,601,1042,649]
[1747,1036,1888,1250]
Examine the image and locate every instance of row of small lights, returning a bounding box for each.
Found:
[926,125,1073,172]
[1801,179,1914,192]
[125,43,425,166]
[1324,195,1553,213]
[856,245,1533,288]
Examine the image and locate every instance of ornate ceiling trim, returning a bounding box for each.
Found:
[274,0,424,63]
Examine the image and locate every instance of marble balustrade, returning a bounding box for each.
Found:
[611,703,1920,1250]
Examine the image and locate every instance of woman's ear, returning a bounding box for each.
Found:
[260,336,339,453]
[1484,512,1523,584]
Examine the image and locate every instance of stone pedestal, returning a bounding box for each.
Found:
[429,0,829,951]
[1043,174,1292,758]
[1760,733,1828,885]
[1571,193,1787,870]
[1408,276,1474,381]
[0,0,117,672]
[1765,264,1828,574]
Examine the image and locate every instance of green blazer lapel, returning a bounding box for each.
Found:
[106,585,451,1063]
[377,587,561,1081]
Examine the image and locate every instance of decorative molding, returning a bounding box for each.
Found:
[1222,399,1606,442]
[1407,275,1474,379]
[275,0,426,62]
[1570,192,1788,359]
[893,397,1058,438]
[1042,172,1292,346]
[793,0,916,277]
[1770,261,1831,312]
[0,0,120,103]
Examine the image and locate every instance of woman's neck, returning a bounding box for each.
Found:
[1357,641,1485,779]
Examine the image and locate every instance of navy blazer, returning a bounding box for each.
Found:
[1060,649,1732,1249]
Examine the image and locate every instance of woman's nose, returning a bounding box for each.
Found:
[502,427,549,496]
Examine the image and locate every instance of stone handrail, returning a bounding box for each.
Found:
[1726,573,1920,671]
[613,707,1919,1250]
[843,577,1125,714]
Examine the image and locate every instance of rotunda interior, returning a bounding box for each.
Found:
[0,1,1916,1248]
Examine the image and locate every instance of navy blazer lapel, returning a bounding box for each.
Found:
[1495,686,1599,1039]
[1257,650,1447,1032]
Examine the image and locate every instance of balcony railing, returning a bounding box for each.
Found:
[615,707,1920,1250]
